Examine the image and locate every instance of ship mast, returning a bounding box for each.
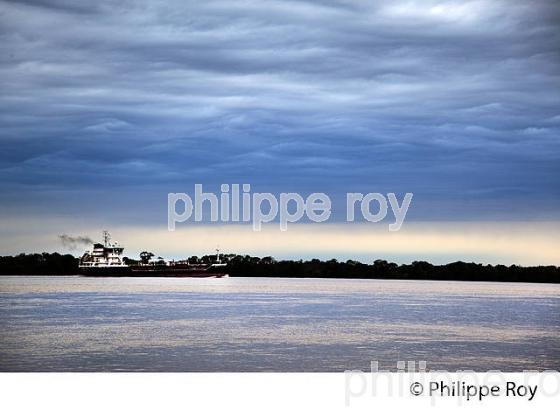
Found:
[103,231,111,247]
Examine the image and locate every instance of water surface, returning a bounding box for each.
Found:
[1,276,559,371]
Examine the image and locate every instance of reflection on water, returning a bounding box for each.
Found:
[1,276,559,371]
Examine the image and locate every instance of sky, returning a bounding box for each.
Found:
[0,0,559,264]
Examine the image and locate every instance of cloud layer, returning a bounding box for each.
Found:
[1,0,559,225]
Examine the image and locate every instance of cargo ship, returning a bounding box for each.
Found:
[79,232,228,277]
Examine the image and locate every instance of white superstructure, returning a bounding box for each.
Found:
[79,231,126,268]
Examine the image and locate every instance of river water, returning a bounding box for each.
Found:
[0,276,558,371]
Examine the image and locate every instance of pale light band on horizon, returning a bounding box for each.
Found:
[3,219,559,266]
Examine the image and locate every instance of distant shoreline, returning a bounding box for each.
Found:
[1,253,559,284]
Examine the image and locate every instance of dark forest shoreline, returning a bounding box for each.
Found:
[1,252,559,283]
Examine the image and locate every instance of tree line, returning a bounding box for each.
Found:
[220,255,560,283]
[0,252,559,283]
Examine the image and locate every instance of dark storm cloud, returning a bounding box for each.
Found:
[0,0,559,220]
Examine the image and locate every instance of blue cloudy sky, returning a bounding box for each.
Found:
[1,0,559,263]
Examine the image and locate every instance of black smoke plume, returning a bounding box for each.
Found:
[59,234,94,250]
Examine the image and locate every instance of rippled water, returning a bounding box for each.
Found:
[1,276,559,371]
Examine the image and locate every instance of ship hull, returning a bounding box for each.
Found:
[80,266,228,278]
